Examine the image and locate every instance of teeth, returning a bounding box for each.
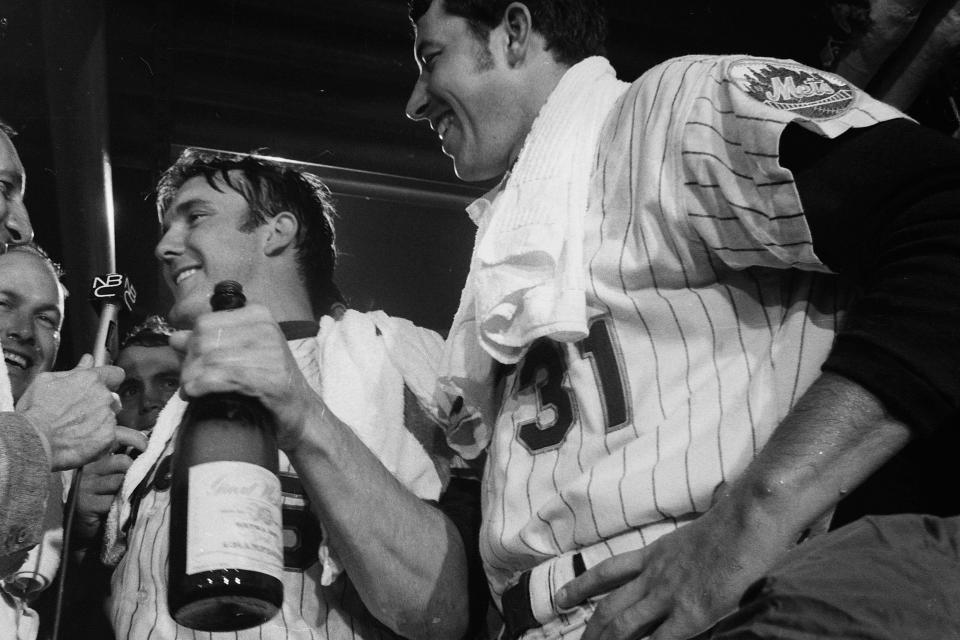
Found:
[3,351,27,368]
[175,268,199,286]
[437,113,453,140]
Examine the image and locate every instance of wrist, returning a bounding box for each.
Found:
[17,411,54,471]
[714,472,810,555]
[278,396,330,456]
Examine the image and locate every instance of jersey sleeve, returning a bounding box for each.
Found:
[680,56,908,270]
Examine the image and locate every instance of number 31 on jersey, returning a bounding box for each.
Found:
[513,315,631,454]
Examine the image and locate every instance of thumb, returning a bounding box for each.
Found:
[168,330,191,355]
[73,353,94,370]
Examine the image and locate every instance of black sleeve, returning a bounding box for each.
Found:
[781,118,960,436]
[436,470,491,639]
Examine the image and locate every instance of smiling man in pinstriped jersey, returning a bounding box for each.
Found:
[404,1,960,638]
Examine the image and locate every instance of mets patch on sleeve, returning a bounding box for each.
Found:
[728,60,857,120]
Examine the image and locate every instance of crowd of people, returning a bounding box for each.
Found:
[1,1,958,639]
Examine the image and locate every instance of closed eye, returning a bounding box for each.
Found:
[36,313,60,329]
[423,51,440,71]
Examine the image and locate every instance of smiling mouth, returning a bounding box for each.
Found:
[174,267,200,286]
[436,112,454,141]
[3,350,30,370]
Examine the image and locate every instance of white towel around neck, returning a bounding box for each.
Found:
[437,56,629,456]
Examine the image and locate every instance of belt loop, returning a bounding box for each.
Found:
[501,569,537,640]
[500,552,586,640]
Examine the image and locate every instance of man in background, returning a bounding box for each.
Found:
[64,315,179,640]
[73,315,180,550]
[115,315,179,433]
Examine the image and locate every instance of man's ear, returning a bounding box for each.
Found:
[263,211,299,256]
[502,2,534,67]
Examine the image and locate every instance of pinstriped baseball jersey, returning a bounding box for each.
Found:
[108,319,450,639]
[476,55,906,635]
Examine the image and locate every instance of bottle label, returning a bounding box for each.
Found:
[187,461,284,579]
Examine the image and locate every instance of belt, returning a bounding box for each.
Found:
[501,552,587,640]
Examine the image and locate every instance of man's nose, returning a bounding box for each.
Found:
[405,78,431,122]
[155,223,183,262]
[5,312,36,345]
[0,200,33,247]
[141,384,164,412]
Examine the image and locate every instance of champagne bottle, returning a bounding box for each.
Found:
[168,280,284,631]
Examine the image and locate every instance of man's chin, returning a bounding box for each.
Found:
[452,156,505,184]
[5,367,32,404]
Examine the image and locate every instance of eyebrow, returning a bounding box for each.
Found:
[172,197,213,216]
[162,197,213,227]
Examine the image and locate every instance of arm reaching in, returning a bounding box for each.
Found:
[557,373,911,640]
[73,428,148,549]
[16,354,147,471]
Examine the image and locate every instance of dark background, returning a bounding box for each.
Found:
[0,0,948,365]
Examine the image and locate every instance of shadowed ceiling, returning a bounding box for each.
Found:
[0,0,850,360]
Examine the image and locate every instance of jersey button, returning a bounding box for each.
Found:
[137,589,150,603]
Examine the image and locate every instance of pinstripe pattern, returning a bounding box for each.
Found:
[108,327,441,639]
[472,55,906,638]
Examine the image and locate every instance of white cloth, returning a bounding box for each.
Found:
[437,57,629,457]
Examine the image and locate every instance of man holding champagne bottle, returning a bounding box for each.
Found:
[103,149,478,640]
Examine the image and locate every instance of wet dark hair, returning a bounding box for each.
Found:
[156,148,343,316]
[121,315,174,349]
[408,0,607,65]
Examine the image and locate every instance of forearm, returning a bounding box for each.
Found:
[286,399,470,640]
[717,372,912,553]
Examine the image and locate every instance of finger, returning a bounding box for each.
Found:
[95,364,126,390]
[115,426,149,453]
[556,550,646,609]
[88,453,133,475]
[583,592,666,640]
[580,578,654,640]
[92,474,125,495]
[168,330,191,354]
[180,367,245,399]
[649,615,711,640]
[73,353,94,369]
[86,494,119,515]
[84,472,126,495]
